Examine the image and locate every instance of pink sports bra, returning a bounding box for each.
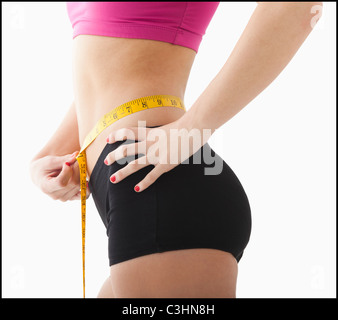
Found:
[67,2,219,52]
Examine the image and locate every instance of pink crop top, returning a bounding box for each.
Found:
[67,2,219,52]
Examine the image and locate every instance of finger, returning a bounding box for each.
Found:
[57,179,89,202]
[104,141,146,165]
[106,126,148,144]
[69,183,90,201]
[46,151,79,171]
[40,162,71,194]
[57,185,81,202]
[69,160,80,186]
[45,182,76,201]
[53,162,74,190]
[49,161,81,200]
[67,151,79,165]
[69,191,81,201]
[110,156,150,183]
[134,164,168,192]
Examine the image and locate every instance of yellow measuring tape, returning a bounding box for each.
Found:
[76,95,185,298]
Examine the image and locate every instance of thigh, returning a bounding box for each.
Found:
[110,248,238,298]
[97,276,115,298]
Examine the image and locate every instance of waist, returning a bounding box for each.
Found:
[73,36,194,134]
[76,91,186,144]
[84,95,186,177]
[72,35,195,175]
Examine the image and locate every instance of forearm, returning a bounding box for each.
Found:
[31,101,81,161]
[180,2,322,133]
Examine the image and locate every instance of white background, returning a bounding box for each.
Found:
[2,2,336,298]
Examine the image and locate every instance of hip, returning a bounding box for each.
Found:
[89,140,252,262]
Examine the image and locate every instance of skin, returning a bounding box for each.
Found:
[30,2,322,297]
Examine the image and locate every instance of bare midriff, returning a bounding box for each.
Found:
[72,35,196,177]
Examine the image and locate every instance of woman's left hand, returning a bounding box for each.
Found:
[104,119,209,192]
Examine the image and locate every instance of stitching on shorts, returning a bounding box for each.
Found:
[173,2,189,44]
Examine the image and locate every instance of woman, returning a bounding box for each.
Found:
[30,2,322,298]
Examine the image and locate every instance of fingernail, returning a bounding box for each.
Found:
[65,162,71,166]
[104,159,108,165]
[106,137,110,143]
[134,185,140,192]
[110,175,116,183]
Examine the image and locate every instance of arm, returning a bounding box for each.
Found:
[31,101,81,161]
[30,101,85,201]
[180,2,323,132]
[103,2,323,192]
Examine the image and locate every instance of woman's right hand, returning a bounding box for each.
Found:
[30,151,90,202]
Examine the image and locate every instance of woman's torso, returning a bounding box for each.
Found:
[72,35,196,176]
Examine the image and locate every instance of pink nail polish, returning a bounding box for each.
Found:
[134,185,140,192]
[106,137,110,143]
[104,159,108,165]
[110,176,116,183]
[65,162,71,167]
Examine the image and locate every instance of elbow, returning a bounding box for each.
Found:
[299,2,323,31]
[257,2,323,10]
[309,2,323,30]
[258,2,323,31]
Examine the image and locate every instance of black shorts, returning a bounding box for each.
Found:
[88,140,251,266]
